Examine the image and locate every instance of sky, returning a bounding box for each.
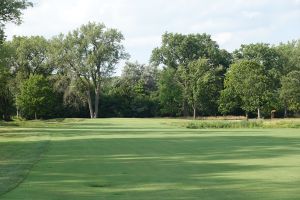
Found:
[5,0,300,74]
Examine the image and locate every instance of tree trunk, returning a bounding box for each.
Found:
[94,86,100,118]
[193,107,196,119]
[246,112,249,121]
[35,112,37,120]
[16,108,19,118]
[284,106,288,118]
[183,100,189,117]
[182,80,189,117]
[257,108,261,119]
[87,90,94,118]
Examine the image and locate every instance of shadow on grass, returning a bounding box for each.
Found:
[1,117,299,199]
[3,134,299,200]
[0,121,19,127]
[0,140,50,197]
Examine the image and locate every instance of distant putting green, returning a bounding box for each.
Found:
[0,118,300,199]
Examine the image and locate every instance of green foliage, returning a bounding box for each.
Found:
[233,43,283,86]
[2,36,51,118]
[6,36,51,77]
[151,32,229,68]
[0,81,14,121]
[277,40,300,74]
[152,32,231,117]
[0,0,300,120]
[221,60,273,117]
[280,71,300,112]
[120,62,159,95]
[180,58,222,117]
[0,1,32,119]
[158,68,182,116]
[51,22,128,118]
[0,16,299,120]
[218,87,241,115]
[0,67,14,120]
[0,0,32,24]
[233,43,283,71]
[16,75,56,119]
[0,0,32,42]
[104,62,160,117]
[0,44,14,120]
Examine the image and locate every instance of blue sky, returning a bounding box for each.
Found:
[5,0,300,73]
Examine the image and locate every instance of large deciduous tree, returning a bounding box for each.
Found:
[16,75,55,119]
[158,67,182,116]
[218,86,241,116]
[51,22,128,118]
[277,40,300,116]
[120,62,159,96]
[221,60,272,118]
[277,40,300,80]
[151,33,229,69]
[151,32,230,116]
[107,62,159,117]
[0,0,32,42]
[233,43,283,85]
[280,71,300,116]
[178,58,222,119]
[8,36,51,77]
[0,43,14,120]
[0,0,32,119]
[4,36,51,117]
[232,43,285,116]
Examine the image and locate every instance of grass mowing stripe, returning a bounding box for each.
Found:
[0,134,50,197]
[0,118,300,199]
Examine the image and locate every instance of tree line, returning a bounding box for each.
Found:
[0,1,299,120]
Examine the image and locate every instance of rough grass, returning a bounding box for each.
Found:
[186,119,300,129]
[0,118,300,199]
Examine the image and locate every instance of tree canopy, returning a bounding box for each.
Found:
[50,22,128,118]
[0,17,299,120]
[16,75,56,119]
[151,33,231,116]
[0,0,32,42]
[220,60,272,118]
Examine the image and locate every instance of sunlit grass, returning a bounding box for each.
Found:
[0,118,300,199]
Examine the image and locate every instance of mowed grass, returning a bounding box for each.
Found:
[0,118,300,199]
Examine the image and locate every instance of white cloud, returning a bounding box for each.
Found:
[4,0,300,68]
[212,32,233,46]
[125,36,161,47]
[242,11,261,19]
[294,0,300,5]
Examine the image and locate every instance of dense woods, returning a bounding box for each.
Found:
[0,1,300,120]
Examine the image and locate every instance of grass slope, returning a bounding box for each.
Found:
[0,118,300,199]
